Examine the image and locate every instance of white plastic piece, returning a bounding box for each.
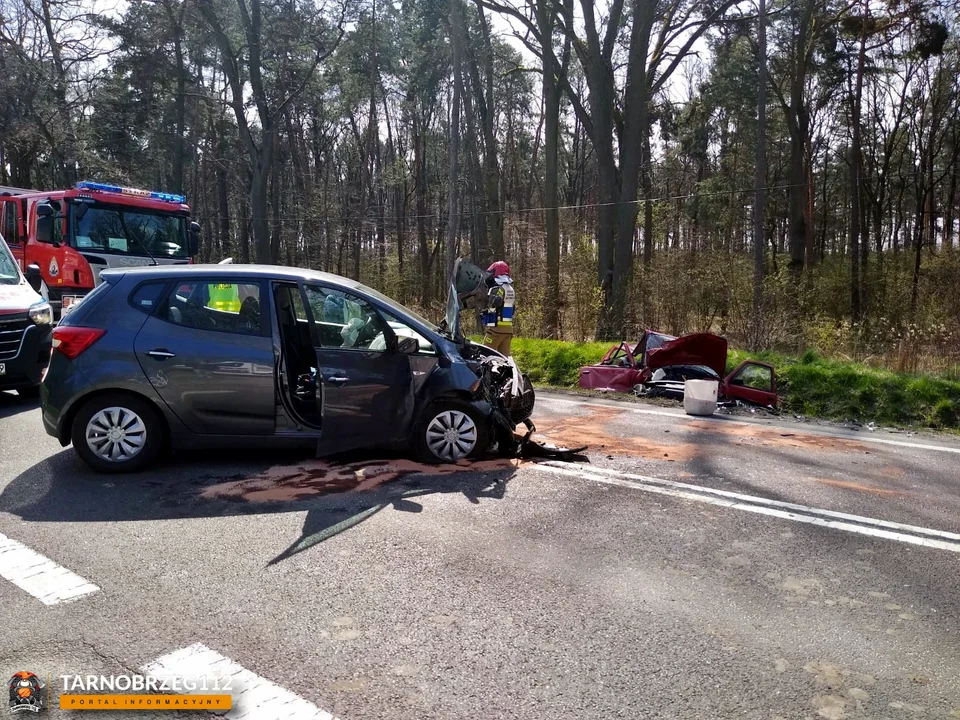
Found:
[684,379,718,416]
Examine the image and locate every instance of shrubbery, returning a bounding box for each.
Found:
[492,337,960,430]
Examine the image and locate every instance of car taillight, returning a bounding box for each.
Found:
[51,326,106,360]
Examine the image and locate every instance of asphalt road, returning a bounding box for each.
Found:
[2,387,960,719]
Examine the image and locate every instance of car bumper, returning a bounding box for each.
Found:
[40,354,87,444]
[0,323,52,391]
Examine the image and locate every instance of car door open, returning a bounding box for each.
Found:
[721,361,778,408]
[300,283,415,455]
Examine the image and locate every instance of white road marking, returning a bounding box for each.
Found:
[536,395,960,455]
[142,643,336,720]
[0,532,99,605]
[531,462,960,553]
[539,461,960,541]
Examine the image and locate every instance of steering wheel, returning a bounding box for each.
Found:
[353,315,382,347]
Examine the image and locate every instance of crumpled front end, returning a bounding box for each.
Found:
[462,342,535,433]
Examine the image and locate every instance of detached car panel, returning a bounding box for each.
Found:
[40,260,536,473]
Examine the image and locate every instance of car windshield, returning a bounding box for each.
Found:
[354,283,439,333]
[0,236,20,285]
[71,202,189,259]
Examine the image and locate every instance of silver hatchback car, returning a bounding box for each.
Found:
[41,262,534,473]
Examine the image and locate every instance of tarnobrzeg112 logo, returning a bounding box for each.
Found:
[8,672,44,714]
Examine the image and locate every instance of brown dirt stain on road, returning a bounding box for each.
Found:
[809,477,905,497]
[683,420,871,453]
[534,405,697,461]
[200,457,526,503]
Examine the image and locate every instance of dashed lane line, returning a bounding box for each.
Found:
[142,643,337,720]
[0,532,100,605]
[531,461,960,553]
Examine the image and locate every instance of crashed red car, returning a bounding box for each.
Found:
[578,330,778,408]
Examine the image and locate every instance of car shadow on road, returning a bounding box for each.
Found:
[0,447,524,566]
[268,469,513,565]
[0,391,39,420]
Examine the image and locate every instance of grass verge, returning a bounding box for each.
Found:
[482,337,960,430]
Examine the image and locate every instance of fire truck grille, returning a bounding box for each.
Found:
[0,314,29,361]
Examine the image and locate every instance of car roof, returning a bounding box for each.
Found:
[100,264,364,289]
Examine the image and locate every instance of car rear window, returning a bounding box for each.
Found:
[129,281,169,315]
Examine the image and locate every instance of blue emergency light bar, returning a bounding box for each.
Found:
[75,181,186,205]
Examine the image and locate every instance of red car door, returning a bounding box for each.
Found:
[721,361,778,407]
[578,342,645,391]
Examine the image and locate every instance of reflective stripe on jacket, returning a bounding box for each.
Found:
[483,279,515,330]
[208,283,241,312]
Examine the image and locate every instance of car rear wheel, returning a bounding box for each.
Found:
[414,401,489,464]
[71,394,164,473]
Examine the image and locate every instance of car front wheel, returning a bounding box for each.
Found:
[71,393,164,473]
[414,400,489,464]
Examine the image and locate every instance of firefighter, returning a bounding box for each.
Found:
[482,260,515,356]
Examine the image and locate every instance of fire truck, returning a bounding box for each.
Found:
[0,181,200,320]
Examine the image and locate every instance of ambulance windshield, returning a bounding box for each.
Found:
[0,235,20,285]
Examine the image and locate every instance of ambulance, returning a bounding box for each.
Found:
[0,233,52,396]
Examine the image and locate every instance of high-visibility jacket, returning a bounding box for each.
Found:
[207,283,241,312]
[482,277,515,331]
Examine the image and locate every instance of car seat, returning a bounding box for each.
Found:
[239,296,261,333]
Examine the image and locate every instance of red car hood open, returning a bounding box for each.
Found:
[645,333,728,378]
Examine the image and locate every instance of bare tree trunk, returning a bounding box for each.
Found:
[752,0,767,349]
[39,0,78,185]
[445,0,463,284]
[848,5,867,323]
[415,116,431,305]
[162,0,187,193]
[538,0,569,339]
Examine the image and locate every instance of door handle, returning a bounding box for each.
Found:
[147,349,176,359]
[327,376,349,384]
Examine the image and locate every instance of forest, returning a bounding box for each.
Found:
[1,0,959,375]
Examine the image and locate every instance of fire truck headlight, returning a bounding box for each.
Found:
[29,301,53,326]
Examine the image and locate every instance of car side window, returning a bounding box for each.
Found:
[160,280,265,337]
[374,311,436,354]
[2,202,19,245]
[302,284,390,350]
[732,364,773,391]
[129,281,168,315]
[48,200,64,245]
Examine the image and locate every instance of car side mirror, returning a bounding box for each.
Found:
[189,221,201,257]
[35,203,55,244]
[25,263,42,292]
[397,336,419,355]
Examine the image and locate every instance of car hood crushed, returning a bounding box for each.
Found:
[645,333,728,379]
[443,258,586,461]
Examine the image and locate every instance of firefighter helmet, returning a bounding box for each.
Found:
[487,261,510,277]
